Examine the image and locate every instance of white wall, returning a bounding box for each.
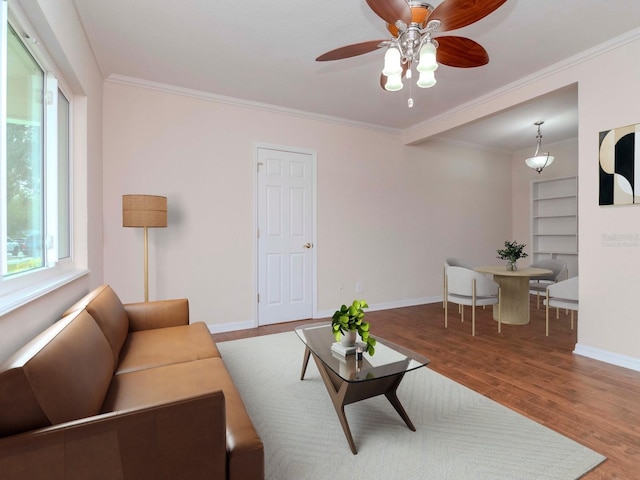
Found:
[102,81,512,329]
[0,0,104,363]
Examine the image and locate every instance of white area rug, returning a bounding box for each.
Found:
[218,332,605,480]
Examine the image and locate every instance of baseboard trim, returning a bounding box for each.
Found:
[207,296,441,334]
[316,296,441,321]
[574,343,640,372]
[207,320,256,335]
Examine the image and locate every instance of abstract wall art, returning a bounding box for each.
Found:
[599,123,640,206]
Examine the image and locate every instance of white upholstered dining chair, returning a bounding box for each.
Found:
[529,259,568,309]
[443,258,475,308]
[544,276,578,336]
[445,266,501,336]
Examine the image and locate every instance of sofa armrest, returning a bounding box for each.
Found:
[0,392,226,480]
[124,298,189,331]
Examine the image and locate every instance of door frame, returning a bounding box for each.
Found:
[253,142,318,326]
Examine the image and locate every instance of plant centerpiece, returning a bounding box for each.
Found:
[497,240,528,271]
[331,299,377,356]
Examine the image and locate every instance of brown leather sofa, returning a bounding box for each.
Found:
[0,285,263,480]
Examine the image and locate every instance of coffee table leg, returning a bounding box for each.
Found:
[300,346,311,380]
[384,374,416,431]
[312,355,359,454]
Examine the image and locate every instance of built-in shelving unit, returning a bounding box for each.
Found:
[531,176,578,276]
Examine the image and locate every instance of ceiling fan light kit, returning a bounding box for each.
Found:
[316,0,508,107]
[525,121,555,174]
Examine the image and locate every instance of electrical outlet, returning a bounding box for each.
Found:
[355,281,362,293]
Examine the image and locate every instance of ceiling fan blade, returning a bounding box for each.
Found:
[429,0,507,32]
[436,36,489,68]
[366,0,412,27]
[316,40,387,61]
[379,62,409,90]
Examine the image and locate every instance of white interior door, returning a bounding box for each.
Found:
[257,146,315,326]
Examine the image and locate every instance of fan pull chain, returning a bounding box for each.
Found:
[407,64,414,108]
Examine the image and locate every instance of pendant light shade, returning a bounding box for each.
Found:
[525,154,555,172]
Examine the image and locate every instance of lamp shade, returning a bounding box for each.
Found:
[123,194,167,228]
[525,154,555,171]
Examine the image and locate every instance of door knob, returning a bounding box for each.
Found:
[303,242,313,249]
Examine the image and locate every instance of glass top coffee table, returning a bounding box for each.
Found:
[295,323,430,454]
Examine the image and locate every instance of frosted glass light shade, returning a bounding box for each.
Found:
[382,47,402,76]
[417,42,437,72]
[417,69,436,88]
[385,73,403,91]
[526,154,555,171]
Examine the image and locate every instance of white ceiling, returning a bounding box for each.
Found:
[73,0,640,151]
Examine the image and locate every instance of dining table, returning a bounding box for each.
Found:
[474,266,553,325]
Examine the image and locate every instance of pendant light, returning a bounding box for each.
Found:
[525,121,555,174]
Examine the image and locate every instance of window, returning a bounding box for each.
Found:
[1,1,80,313]
[5,23,45,274]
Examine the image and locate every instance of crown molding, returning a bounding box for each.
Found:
[105,74,403,136]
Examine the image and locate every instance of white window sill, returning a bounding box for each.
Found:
[0,268,89,316]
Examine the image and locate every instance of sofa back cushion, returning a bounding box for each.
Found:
[62,285,129,367]
[0,309,114,437]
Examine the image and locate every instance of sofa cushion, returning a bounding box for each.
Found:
[63,285,129,368]
[124,299,190,331]
[0,310,114,437]
[103,357,264,480]
[116,322,221,374]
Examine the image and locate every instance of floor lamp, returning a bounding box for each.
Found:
[122,194,167,302]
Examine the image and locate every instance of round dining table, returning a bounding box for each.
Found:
[474,266,553,325]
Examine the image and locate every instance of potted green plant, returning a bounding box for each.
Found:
[331,299,377,356]
[497,240,528,271]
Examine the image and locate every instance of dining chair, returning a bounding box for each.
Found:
[445,266,501,336]
[529,259,568,309]
[544,276,578,336]
[443,258,475,308]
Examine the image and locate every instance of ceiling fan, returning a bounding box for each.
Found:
[316,0,508,100]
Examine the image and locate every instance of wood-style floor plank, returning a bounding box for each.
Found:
[212,298,640,479]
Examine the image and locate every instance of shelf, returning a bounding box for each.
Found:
[533,194,578,201]
[533,251,578,256]
[533,214,577,219]
[533,234,577,237]
[531,176,579,277]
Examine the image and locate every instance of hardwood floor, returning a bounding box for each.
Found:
[212,298,640,479]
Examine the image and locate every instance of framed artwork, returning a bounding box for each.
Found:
[599,123,640,205]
